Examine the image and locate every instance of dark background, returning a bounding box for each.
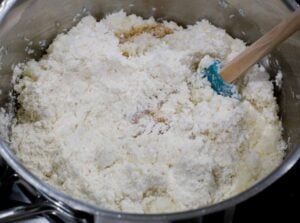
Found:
[233,160,300,223]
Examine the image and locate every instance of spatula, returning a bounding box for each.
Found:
[202,8,300,98]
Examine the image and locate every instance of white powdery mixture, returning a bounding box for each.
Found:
[9,11,286,213]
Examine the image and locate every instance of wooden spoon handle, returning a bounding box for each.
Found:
[220,8,300,83]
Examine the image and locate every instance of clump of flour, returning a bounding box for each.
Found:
[1,11,286,213]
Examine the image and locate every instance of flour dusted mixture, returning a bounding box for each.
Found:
[2,11,286,213]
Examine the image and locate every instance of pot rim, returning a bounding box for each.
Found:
[1,140,300,221]
[1,0,300,221]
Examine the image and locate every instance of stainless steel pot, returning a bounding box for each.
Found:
[0,0,300,222]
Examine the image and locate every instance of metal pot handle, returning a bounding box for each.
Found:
[0,201,66,223]
[0,162,90,223]
[284,0,300,10]
[0,187,89,223]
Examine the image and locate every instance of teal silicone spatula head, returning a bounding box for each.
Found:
[201,60,238,98]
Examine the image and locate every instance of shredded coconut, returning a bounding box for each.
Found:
[1,11,286,213]
[275,70,283,88]
[0,108,11,142]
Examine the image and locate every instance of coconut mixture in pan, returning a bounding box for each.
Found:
[0,11,286,213]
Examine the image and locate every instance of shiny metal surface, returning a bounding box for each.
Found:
[284,0,300,10]
[0,0,300,222]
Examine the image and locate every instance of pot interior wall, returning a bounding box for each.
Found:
[0,0,299,155]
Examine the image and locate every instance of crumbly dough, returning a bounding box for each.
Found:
[7,11,286,213]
